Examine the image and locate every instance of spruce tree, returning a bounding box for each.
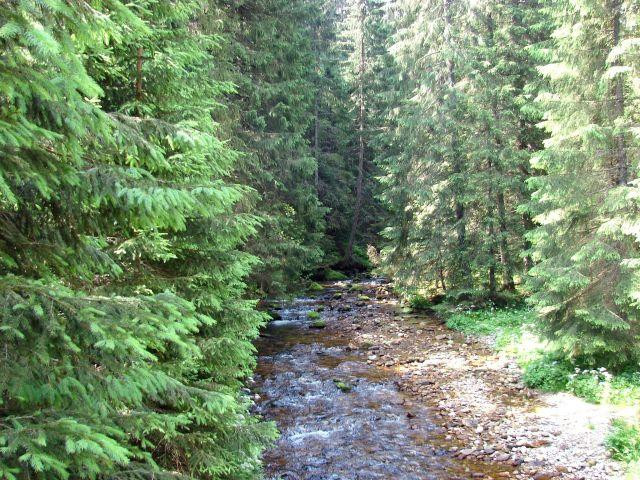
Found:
[210,0,327,294]
[527,0,640,366]
[0,2,275,479]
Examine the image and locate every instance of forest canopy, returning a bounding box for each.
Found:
[1,0,639,478]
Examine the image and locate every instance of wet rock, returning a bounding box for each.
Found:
[458,448,475,458]
[494,452,511,462]
[533,472,559,480]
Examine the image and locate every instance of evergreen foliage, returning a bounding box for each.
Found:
[209,0,328,294]
[4,0,640,476]
[525,0,640,367]
[376,0,548,296]
[0,1,275,478]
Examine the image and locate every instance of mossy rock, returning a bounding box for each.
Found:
[357,294,370,301]
[315,305,325,312]
[333,292,343,299]
[400,306,414,314]
[310,319,326,329]
[307,311,321,320]
[349,284,365,292]
[332,379,352,392]
[325,269,348,281]
[308,282,324,292]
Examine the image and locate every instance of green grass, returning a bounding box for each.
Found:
[444,307,640,405]
[445,307,534,348]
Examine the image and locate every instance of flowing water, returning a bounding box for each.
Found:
[254,280,502,480]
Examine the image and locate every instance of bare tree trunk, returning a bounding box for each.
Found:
[439,267,447,292]
[313,24,320,190]
[611,0,628,186]
[497,192,515,290]
[444,0,467,284]
[314,93,320,190]
[136,47,143,100]
[346,0,366,263]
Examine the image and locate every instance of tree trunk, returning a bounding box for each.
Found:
[346,0,366,263]
[444,0,467,284]
[485,12,515,291]
[314,93,320,189]
[439,267,447,292]
[611,0,628,186]
[497,192,515,290]
[313,24,320,190]
[522,212,535,272]
[136,47,143,100]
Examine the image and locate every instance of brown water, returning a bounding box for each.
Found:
[253,280,504,480]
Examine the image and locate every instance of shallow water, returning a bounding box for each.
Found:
[254,280,505,480]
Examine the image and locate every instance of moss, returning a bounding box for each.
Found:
[325,269,348,281]
[308,281,324,292]
[307,311,321,320]
[310,319,326,329]
[332,379,352,392]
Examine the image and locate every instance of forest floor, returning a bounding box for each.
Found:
[255,279,628,480]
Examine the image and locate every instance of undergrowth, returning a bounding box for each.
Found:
[607,419,640,462]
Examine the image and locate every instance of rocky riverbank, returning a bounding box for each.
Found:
[313,279,626,480]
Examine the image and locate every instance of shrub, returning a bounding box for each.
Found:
[567,373,605,403]
[606,419,640,462]
[409,295,432,311]
[352,245,373,270]
[522,356,572,391]
[446,307,531,336]
[610,371,640,406]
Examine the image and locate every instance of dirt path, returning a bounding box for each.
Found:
[254,279,625,480]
